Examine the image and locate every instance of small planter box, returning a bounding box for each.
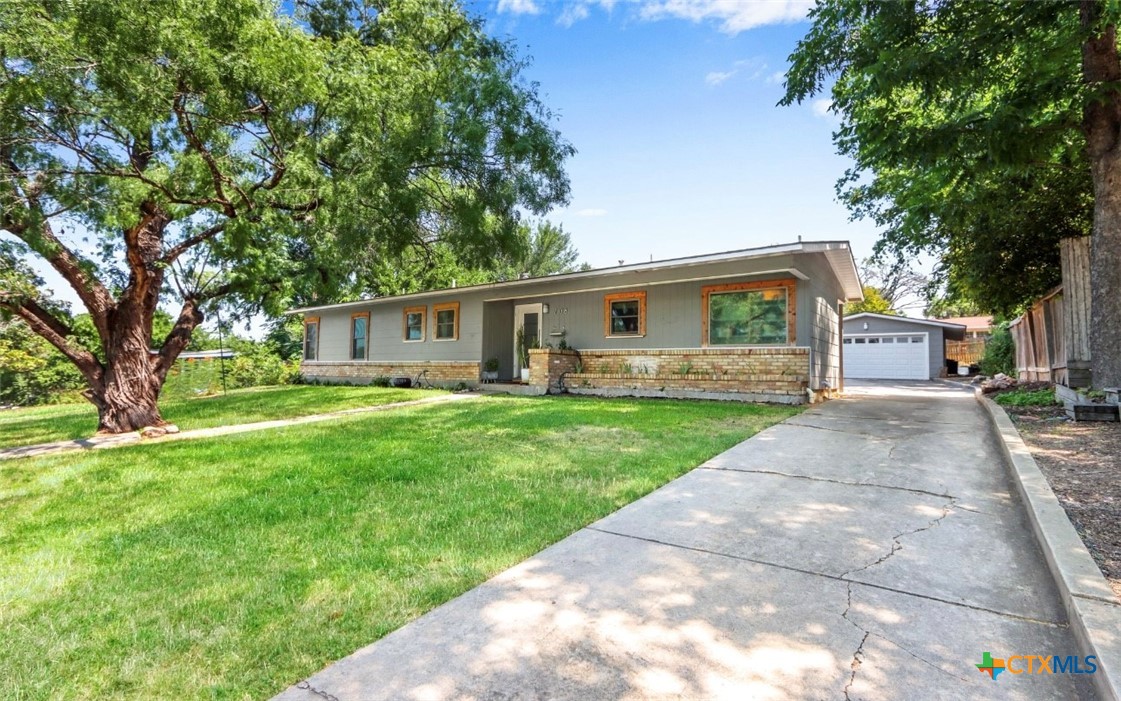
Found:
[1066,403,1120,422]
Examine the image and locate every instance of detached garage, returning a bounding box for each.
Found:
[842,313,966,381]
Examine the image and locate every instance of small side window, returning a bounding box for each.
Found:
[350,313,369,360]
[404,306,426,342]
[303,317,320,361]
[433,302,459,341]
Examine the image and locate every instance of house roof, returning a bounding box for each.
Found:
[843,312,967,341]
[286,240,864,315]
[936,315,993,331]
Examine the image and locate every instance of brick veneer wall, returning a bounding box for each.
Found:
[528,348,581,393]
[531,347,810,401]
[300,361,481,386]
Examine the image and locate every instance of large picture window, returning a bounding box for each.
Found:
[603,291,647,337]
[350,313,369,360]
[303,317,319,360]
[433,302,459,341]
[403,306,426,342]
[702,280,796,346]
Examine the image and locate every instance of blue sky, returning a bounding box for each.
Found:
[29,0,901,324]
[475,0,883,268]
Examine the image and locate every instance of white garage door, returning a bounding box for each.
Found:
[843,333,929,380]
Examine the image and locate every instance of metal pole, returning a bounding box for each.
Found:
[216,306,228,394]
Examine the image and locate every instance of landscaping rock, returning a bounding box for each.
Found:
[981,373,1017,394]
[139,426,167,438]
[163,424,181,434]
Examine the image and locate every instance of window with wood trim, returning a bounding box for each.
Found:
[403,306,426,342]
[604,291,647,337]
[433,302,459,341]
[350,312,369,360]
[303,317,320,360]
[701,279,796,346]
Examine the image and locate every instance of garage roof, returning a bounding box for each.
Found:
[844,312,967,341]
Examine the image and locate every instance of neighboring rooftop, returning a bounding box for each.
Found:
[287,239,863,315]
[936,315,993,331]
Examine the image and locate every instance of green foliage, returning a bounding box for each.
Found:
[492,220,586,279]
[981,325,1017,377]
[0,396,798,698]
[846,286,895,315]
[782,2,1093,315]
[0,320,84,405]
[993,388,1060,407]
[0,0,573,409]
[227,347,301,389]
[926,296,988,320]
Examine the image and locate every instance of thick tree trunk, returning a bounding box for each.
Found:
[90,356,163,433]
[88,313,165,433]
[1081,3,1121,389]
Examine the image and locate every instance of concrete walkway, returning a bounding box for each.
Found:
[0,393,479,460]
[275,381,1095,701]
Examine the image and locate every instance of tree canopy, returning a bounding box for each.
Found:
[0,0,573,430]
[782,0,1121,386]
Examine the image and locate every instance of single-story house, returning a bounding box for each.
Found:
[842,313,966,381]
[288,240,863,404]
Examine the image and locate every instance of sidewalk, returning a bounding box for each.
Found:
[0,393,480,461]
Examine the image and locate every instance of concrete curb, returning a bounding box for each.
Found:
[977,390,1120,701]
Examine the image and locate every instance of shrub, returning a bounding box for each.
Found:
[227,348,300,389]
[994,388,1059,407]
[981,325,1016,377]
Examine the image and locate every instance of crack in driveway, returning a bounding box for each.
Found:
[837,494,958,698]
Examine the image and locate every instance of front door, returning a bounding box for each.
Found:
[513,303,543,377]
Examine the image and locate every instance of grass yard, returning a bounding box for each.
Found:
[0,395,800,700]
[0,385,445,449]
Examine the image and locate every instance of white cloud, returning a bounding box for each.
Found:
[557,3,591,27]
[811,98,833,118]
[705,70,736,86]
[498,0,541,15]
[575,208,608,217]
[767,70,787,85]
[638,0,813,34]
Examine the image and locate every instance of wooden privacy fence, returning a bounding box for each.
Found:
[945,339,986,367]
[1008,237,1091,388]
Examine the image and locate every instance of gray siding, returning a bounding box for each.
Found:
[794,253,846,391]
[303,250,852,389]
[312,296,488,363]
[844,316,947,379]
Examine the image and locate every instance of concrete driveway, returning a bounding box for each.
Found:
[276,381,1095,700]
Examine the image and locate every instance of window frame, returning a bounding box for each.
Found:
[603,290,647,338]
[403,305,426,342]
[350,312,370,360]
[303,316,320,361]
[432,302,460,342]
[701,279,797,347]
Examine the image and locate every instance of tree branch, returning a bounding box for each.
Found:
[0,300,103,386]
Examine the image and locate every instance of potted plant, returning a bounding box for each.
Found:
[482,357,500,383]
[515,325,538,382]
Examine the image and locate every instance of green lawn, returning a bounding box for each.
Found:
[0,395,800,700]
[0,385,445,449]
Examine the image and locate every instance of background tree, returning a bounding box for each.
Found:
[782,0,1118,385]
[845,286,895,316]
[492,220,589,280]
[0,0,572,432]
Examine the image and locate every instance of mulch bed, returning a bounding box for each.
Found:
[1002,400,1121,600]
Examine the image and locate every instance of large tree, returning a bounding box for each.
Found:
[0,0,572,432]
[782,0,1118,385]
